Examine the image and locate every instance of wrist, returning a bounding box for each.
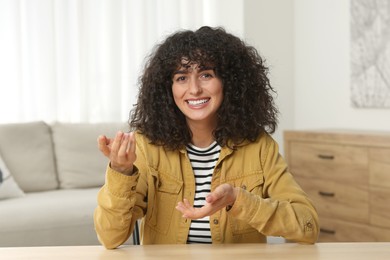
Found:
[109,162,134,176]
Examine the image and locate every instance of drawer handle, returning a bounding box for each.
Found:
[318,191,335,197]
[320,228,336,235]
[317,154,334,160]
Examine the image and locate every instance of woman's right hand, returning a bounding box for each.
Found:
[97,131,136,176]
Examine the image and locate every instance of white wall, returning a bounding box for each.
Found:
[295,0,390,131]
[244,0,390,155]
[244,0,294,154]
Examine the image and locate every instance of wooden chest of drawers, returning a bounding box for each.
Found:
[284,130,390,242]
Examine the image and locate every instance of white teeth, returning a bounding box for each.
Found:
[187,99,209,105]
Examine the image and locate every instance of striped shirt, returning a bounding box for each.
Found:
[186,141,221,244]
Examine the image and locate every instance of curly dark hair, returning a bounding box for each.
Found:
[129,26,278,150]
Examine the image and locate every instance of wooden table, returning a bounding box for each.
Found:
[0,242,389,259]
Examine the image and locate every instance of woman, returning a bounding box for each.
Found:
[94,26,319,248]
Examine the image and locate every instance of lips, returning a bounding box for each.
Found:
[186,98,210,106]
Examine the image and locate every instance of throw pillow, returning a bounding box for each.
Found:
[0,154,25,200]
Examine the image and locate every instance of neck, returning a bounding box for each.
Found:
[187,120,216,148]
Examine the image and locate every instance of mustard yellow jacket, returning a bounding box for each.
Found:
[94,132,319,248]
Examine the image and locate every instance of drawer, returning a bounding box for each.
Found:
[289,142,368,184]
[295,177,369,223]
[319,217,390,242]
[369,148,390,189]
[370,186,390,228]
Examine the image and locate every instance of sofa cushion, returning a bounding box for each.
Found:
[0,188,134,246]
[0,154,25,200]
[52,122,128,189]
[0,188,101,246]
[0,121,58,192]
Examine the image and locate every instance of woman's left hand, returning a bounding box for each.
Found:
[175,183,239,219]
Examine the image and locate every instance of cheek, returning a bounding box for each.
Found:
[172,85,184,104]
[212,83,224,101]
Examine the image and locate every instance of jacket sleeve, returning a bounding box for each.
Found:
[227,134,320,244]
[94,134,149,249]
[93,166,141,249]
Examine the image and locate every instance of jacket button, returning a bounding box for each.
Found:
[242,185,247,190]
[213,219,219,225]
[131,186,136,191]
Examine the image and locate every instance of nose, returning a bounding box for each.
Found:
[188,76,202,95]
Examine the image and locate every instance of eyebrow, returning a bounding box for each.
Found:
[172,66,215,75]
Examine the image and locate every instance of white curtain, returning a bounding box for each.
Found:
[0,0,244,123]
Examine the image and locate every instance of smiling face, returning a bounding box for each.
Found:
[172,62,223,129]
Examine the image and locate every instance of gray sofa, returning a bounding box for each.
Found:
[0,121,129,247]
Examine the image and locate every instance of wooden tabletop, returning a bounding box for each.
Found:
[0,242,389,260]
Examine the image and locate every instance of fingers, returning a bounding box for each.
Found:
[176,199,208,219]
[176,199,215,219]
[97,135,111,157]
[117,132,130,157]
[175,199,189,216]
[111,131,125,154]
[176,198,192,213]
[111,131,135,157]
[128,132,136,154]
[176,184,238,219]
[97,131,137,174]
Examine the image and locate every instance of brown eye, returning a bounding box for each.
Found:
[200,73,213,80]
[175,76,186,82]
